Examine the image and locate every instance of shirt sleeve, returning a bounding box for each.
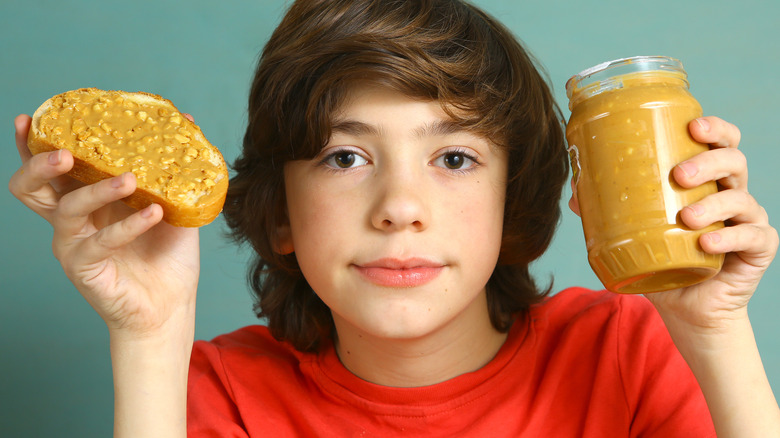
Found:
[615,295,716,438]
[187,340,250,438]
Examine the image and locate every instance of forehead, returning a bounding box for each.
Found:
[326,82,506,157]
[330,83,483,135]
[332,82,440,116]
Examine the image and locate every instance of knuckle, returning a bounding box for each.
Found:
[51,244,64,264]
[50,206,71,227]
[29,151,53,172]
[756,202,769,222]
[50,239,60,260]
[738,191,768,223]
[730,148,747,168]
[739,189,754,208]
[755,224,777,254]
[53,191,76,221]
[8,172,23,198]
[730,122,742,146]
[768,225,780,253]
[51,235,68,264]
[93,227,116,252]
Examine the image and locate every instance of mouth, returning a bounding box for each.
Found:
[353,258,445,288]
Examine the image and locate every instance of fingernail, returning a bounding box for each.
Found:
[687,204,705,217]
[140,204,154,218]
[707,232,722,244]
[48,150,62,165]
[678,161,699,178]
[695,117,711,132]
[111,173,125,188]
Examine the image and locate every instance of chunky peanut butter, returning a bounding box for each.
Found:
[566,58,724,293]
[39,89,220,202]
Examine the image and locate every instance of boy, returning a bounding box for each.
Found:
[9,0,780,436]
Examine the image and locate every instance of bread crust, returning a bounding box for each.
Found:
[28,88,228,227]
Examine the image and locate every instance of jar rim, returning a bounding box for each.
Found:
[565,56,687,102]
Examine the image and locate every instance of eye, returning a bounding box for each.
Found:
[442,153,466,169]
[322,149,369,169]
[432,149,478,171]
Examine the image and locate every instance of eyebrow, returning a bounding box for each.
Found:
[330,119,468,139]
[330,120,383,137]
[412,120,468,138]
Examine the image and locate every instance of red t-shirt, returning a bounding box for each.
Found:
[188,288,715,437]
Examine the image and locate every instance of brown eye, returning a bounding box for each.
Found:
[433,150,477,171]
[323,149,368,169]
[443,153,465,169]
[334,152,356,168]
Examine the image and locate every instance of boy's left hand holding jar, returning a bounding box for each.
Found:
[634,116,777,437]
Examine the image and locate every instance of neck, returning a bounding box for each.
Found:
[332,295,508,388]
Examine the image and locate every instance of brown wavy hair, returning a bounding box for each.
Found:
[224,0,569,352]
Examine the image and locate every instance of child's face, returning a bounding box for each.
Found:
[282,83,508,341]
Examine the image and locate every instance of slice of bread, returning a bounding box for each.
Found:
[28,88,228,227]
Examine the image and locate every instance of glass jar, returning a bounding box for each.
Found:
[565,56,724,293]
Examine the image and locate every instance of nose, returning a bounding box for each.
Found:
[370,169,430,232]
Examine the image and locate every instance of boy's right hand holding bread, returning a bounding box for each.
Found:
[9,88,225,335]
[8,89,222,436]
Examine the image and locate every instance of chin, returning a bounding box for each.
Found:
[347,305,457,342]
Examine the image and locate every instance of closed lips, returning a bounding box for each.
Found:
[354,258,445,288]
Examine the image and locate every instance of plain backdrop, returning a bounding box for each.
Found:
[1,0,778,436]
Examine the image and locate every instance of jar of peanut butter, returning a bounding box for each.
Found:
[565,56,724,294]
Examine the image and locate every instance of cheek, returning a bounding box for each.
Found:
[287,187,360,270]
[287,206,334,292]
[289,198,330,252]
[452,182,506,253]
[474,176,506,224]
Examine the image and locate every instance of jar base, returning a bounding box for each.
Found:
[609,266,718,294]
[588,224,724,294]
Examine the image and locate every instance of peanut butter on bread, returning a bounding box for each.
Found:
[28,88,228,227]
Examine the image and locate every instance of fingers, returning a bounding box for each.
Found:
[53,172,138,236]
[672,117,748,198]
[14,114,32,161]
[688,116,741,149]
[699,221,779,260]
[681,189,768,230]
[9,148,75,222]
[94,204,163,251]
[681,186,776,264]
[57,204,164,270]
[676,116,777,262]
[682,187,777,273]
[675,116,747,191]
[672,117,748,190]
[54,203,165,288]
[674,147,748,191]
[10,113,84,220]
[50,173,164,266]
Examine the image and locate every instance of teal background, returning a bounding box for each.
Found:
[1,0,777,435]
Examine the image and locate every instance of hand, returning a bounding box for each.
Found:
[569,116,778,331]
[8,114,200,336]
[645,117,780,438]
[641,117,778,331]
[569,116,780,438]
